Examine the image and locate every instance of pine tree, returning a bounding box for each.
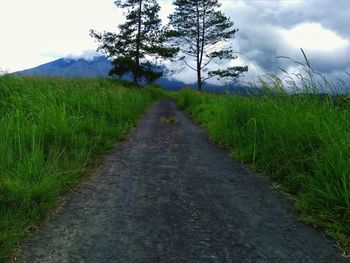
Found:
[168,0,248,91]
[90,0,178,83]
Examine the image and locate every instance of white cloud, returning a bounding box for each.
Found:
[282,23,349,51]
[0,0,122,72]
[66,50,101,61]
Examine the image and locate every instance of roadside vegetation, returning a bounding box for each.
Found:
[176,63,350,253]
[0,75,162,262]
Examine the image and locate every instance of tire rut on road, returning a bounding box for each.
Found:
[21,99,347,262]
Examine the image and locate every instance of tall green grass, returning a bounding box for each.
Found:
[0,75,162,262]
[177,86,350,252]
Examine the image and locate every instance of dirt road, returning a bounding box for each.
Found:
[21,99,346,262]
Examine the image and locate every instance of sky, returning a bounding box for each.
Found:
[0,0,349,86]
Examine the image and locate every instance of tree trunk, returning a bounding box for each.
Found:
[196,2,202,92]
[197,64,202,91]
[199,6,206,93]
[134,0,142,84]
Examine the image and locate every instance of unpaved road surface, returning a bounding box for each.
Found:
[21,99,346,262]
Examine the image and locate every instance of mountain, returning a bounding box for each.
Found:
[16,56,111,78]
[15,56,258,94]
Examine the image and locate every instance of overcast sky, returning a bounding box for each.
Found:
[1,0,349,85]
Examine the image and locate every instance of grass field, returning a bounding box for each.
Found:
[0,75,162,262]
[1,71,349,260]
[176,88,350,253]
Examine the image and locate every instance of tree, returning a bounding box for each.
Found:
[168,0,248,91]
[90,0,178,83]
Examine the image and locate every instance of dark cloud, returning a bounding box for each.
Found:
[161,0,349,88]
[218,0,350,86]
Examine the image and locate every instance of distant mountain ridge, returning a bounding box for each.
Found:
[16,56,112,78]
[15,56,256,93]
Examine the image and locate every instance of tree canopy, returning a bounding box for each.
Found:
[168,0,248,91]
[90,0,178,83]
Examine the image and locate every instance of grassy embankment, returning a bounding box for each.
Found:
[176,68,350,253]
[0,75,162,262]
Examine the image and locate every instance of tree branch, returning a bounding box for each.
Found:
[201,57,213,70]
[201,75,214,84]
[183,59,197,71]
[182,51,197,58]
